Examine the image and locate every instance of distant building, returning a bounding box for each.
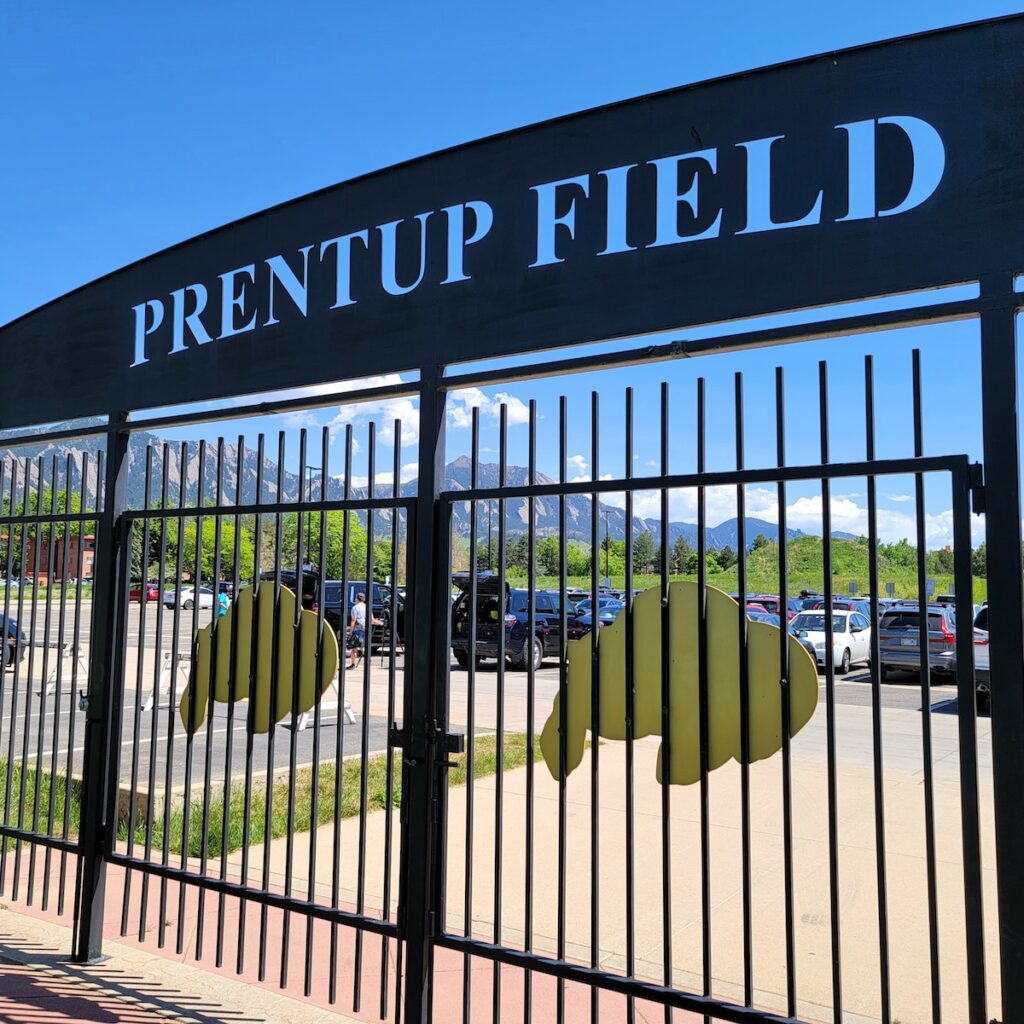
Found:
[23,533,95,582]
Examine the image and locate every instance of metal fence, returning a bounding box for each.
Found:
[0,284,1019,1024]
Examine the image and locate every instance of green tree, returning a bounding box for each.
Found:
[971,542,987,577]
[717,545,738,570]
[671,534,693,573]
[751,533,770,550]
[632,531,656,574]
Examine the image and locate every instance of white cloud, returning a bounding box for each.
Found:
[886,493,913,503]
[568,454,589,482]
[447,388,530,430]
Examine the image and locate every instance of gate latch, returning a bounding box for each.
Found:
[389,722,465,769]
[969,463,985,515]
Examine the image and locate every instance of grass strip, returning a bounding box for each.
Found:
[117,730,542,858]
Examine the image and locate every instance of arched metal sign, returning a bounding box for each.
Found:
[3,16,1024,429]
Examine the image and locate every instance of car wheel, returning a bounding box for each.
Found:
[523,636,543,672]
[454,650,479,670]
[977,689,991,715]
[838,648,851,675]
[1,641,9,672]
[183,599,194,610]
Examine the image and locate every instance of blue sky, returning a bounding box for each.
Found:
[3,1,1018,545]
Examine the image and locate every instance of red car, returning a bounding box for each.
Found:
[129,582,161,602]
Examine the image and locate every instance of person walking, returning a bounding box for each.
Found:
[347,592,381,669]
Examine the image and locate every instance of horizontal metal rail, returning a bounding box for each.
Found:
[127,379,421,435]
[107,853,401,938]
[441,295,980,392]
[0,823,79,855]
[0,512,101,527]
[436,934,807,1024]
[444,454,972,503]
[0,423,109,450]
[123,496,415,520]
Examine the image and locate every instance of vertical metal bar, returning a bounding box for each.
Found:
[379,419,402,1017]
[176,442,207,958]
[977,277,1024,1024]
[624,387,637,1024]
[13,455,45,899]
[951,464,988,1024]
[863,356,892,1024]
[774,367,797,1018]
[818,361,843,1024]
[401,365,447,1024]
[43,453,76,910]
[120,445,154,934]
[493,403,508,1024]
[523,400,537,1024]
[734,373,753,1007]
[556,394,568,1024]
[280,429,307,987]
[911,349,941,1024]
[462,409,479,1024]
[154,440,181,942]
[28,455,60,901]
[0,456,30,897]
[589,390,601,1024]
[0,458,11,889]
[74,412,131,963]
[329,425,354,1003]
[304,429,329,999]
[353,424,375,1010]
[59,452,90,917]
[197,438,227,962]
[656,383,671,1023]
[237,432,266,974]
[696,379,711,1023]
[216,437,245,968]
[258,433,287,982]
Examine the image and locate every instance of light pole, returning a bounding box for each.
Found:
[305,465,322,565]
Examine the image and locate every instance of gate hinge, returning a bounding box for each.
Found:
[969,463,985,515]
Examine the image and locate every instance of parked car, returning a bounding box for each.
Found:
[163,586,215,610]
[788,609,872,674]
[1,615,27,670]
[809,597,872,619]
[450,574,568,671]
[258,567,319,610]
[878,602,958,680]
[129,582,161,602]
[574,595,622,615]
[747,595,802,620]
[574,600,624,633]
[321,579,405,649]
[747,609,781,627]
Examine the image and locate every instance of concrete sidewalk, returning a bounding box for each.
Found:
[0,909,361,1024]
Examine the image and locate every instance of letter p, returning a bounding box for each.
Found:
[131,299,164,367]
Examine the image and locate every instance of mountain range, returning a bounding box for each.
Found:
[0,424,855,551]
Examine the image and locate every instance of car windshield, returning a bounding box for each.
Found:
[791,613,846,633]
[880,611,948,630]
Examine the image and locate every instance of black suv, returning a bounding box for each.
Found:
[322,580,405,649]
[450,573,570,671]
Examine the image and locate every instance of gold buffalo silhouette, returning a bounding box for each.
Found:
[179,584,339,735]
[540,582,818,785]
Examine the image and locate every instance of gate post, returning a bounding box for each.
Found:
[978,275,1024,1021]
[74,412,131,963]
[401,367,448,1022]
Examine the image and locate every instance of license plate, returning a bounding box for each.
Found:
[900,637,917,646]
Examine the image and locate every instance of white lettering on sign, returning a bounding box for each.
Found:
[127,114,946,368]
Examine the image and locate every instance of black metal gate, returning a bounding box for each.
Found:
[3,18,1024,1024]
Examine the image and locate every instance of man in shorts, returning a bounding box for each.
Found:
[347,592,382,668]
